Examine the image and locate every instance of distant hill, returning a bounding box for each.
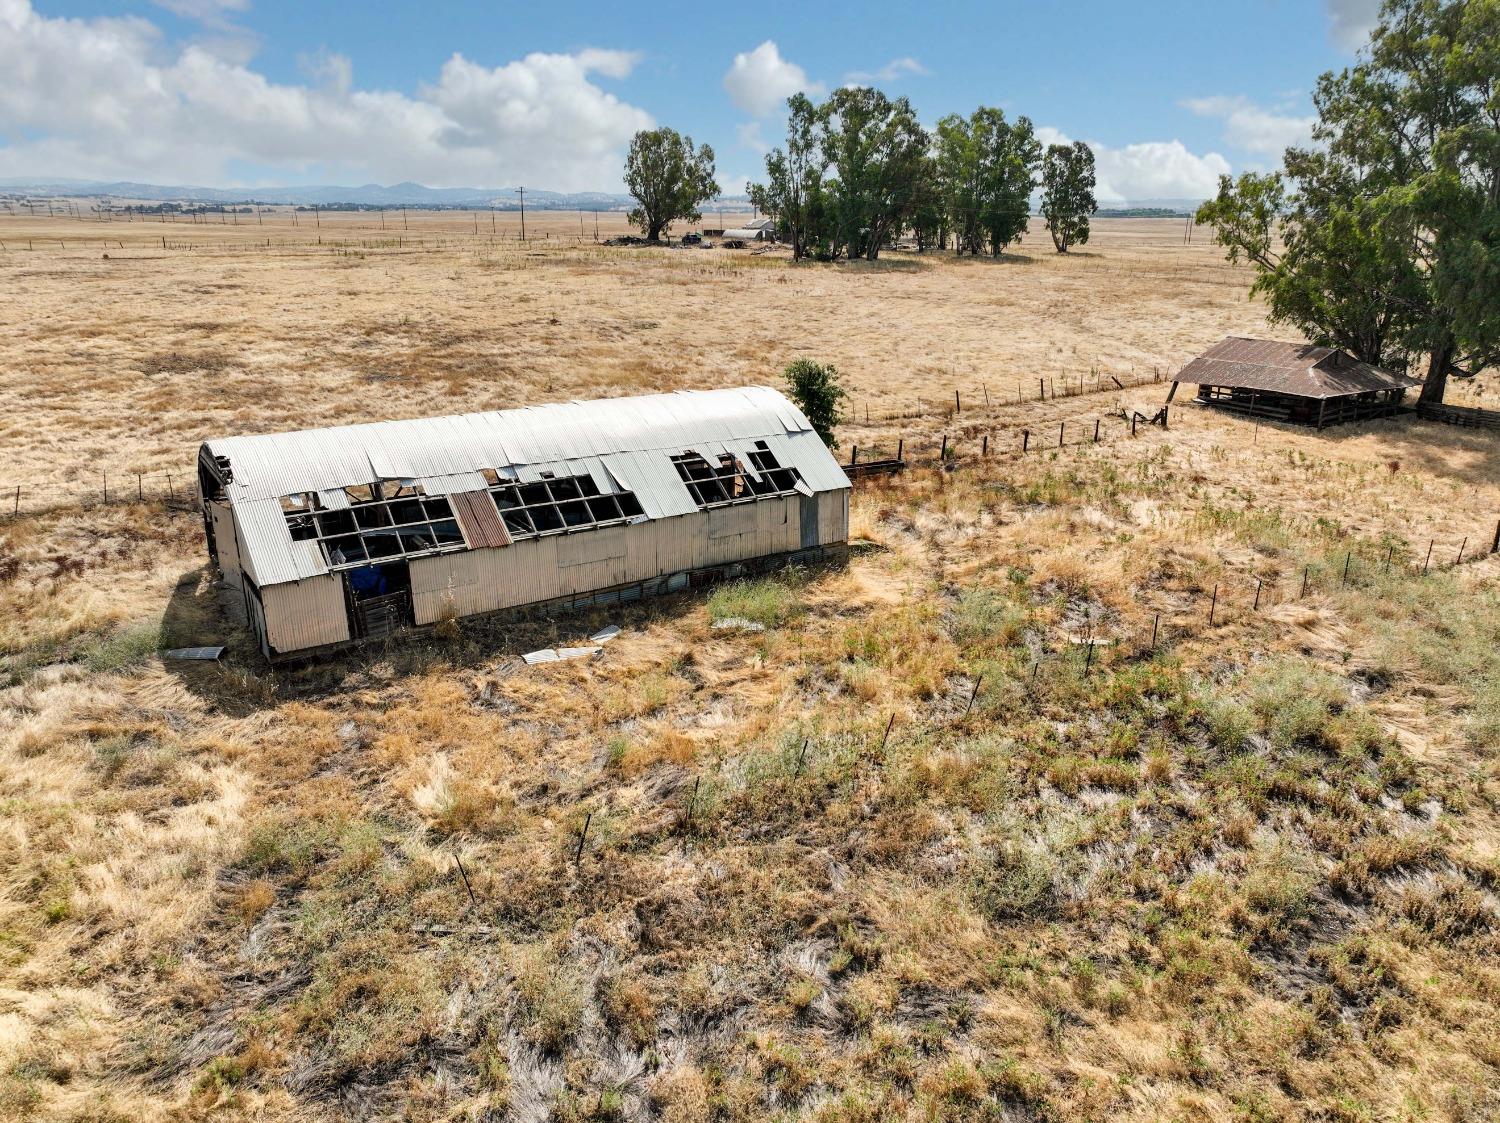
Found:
[1097,206,1195,219]
[0,177,758,211]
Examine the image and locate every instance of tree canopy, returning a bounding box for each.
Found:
[1197,0,1500,401]
[624,128,719,243]
[749,88,928,261]
[782,359,847,448]
[1040,142,1097,253]
[934,108,1041,256]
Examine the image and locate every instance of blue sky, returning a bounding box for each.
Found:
[0,0,1382,201]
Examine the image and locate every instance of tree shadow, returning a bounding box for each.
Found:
[1207,410,1500,489]
[943,251,1039,268]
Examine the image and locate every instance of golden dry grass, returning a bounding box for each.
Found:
[3,212,1500,1122]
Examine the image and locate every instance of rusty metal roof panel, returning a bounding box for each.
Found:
[1177,336,1422,399]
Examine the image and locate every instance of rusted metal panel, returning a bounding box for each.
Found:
[449,490,511,550]
[1177,336,1423,399]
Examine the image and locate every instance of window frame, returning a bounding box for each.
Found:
[671,441,803,510]
[281,479,469,568]
[486,471,645,542]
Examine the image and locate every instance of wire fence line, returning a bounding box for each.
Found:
[844,367,1169,427]
[0,371,1170,520]
[0,470,203,520]
[840,408,1500,594]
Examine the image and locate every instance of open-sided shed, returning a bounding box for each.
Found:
[1178,336,1421,428]
[198,386,850,661]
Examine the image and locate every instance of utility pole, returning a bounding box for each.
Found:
[516,186,525,241]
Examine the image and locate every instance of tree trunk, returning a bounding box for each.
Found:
[1419,337,1454,405]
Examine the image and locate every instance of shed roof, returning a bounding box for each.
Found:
[1178,337,1422,399]
[203,386,849,588]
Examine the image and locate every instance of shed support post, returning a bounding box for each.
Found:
[1317,399,1326,429]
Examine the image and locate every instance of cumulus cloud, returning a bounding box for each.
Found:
[723,41,822,118]
[736,121,769,155]
[1036,126,1231,205]
[1182,95,1315,161]
[1326,0,1380,51]
[0,0,653,190]
[843,57,928,85]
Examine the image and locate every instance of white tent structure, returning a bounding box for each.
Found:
[723,217,777,242]
[198,386,850,660]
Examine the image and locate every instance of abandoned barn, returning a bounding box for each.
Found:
[1178,336,1422,427]
[197,386,851,660]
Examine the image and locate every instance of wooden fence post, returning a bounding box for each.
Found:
[1208,584,1218,626]
[576,811,593,863]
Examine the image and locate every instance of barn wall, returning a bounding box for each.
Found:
[209,500,241,584]
[818,489,849,544]
[406,494,831,627]
[261,575,351,653]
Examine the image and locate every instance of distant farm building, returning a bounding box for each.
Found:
[722,217,777,242]
[1177,337,1421,428]
[198,387,851,660]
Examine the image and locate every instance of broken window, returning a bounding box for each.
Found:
[279,480,469,567]
[487,471,644,540]
[671,442,802,509]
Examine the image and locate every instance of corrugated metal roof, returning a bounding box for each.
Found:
[205,386,849,587]
[1177,337,1423,399]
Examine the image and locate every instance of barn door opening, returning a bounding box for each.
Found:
[344,560,412,640]
[799,493,820,549]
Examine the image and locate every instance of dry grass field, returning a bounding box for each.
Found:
[3,211,1500,1123]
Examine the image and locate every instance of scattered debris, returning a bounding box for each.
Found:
[523,624,621,664]
[163,646,226,661]
[712,617,766,633]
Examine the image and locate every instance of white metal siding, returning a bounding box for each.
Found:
[409,503,826,628]
[558,525,627,568]
[819,490,848,544]
[261,575,350,653]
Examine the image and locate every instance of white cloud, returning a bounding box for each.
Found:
[736,121,769,155]
[1326,0,1380,51]
[1182,95,1315,161]
[0,0,653,191]
[843,57,928,85]
[1037,126,1231,205]
[723,40,822,118]
[151,0,249,27]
